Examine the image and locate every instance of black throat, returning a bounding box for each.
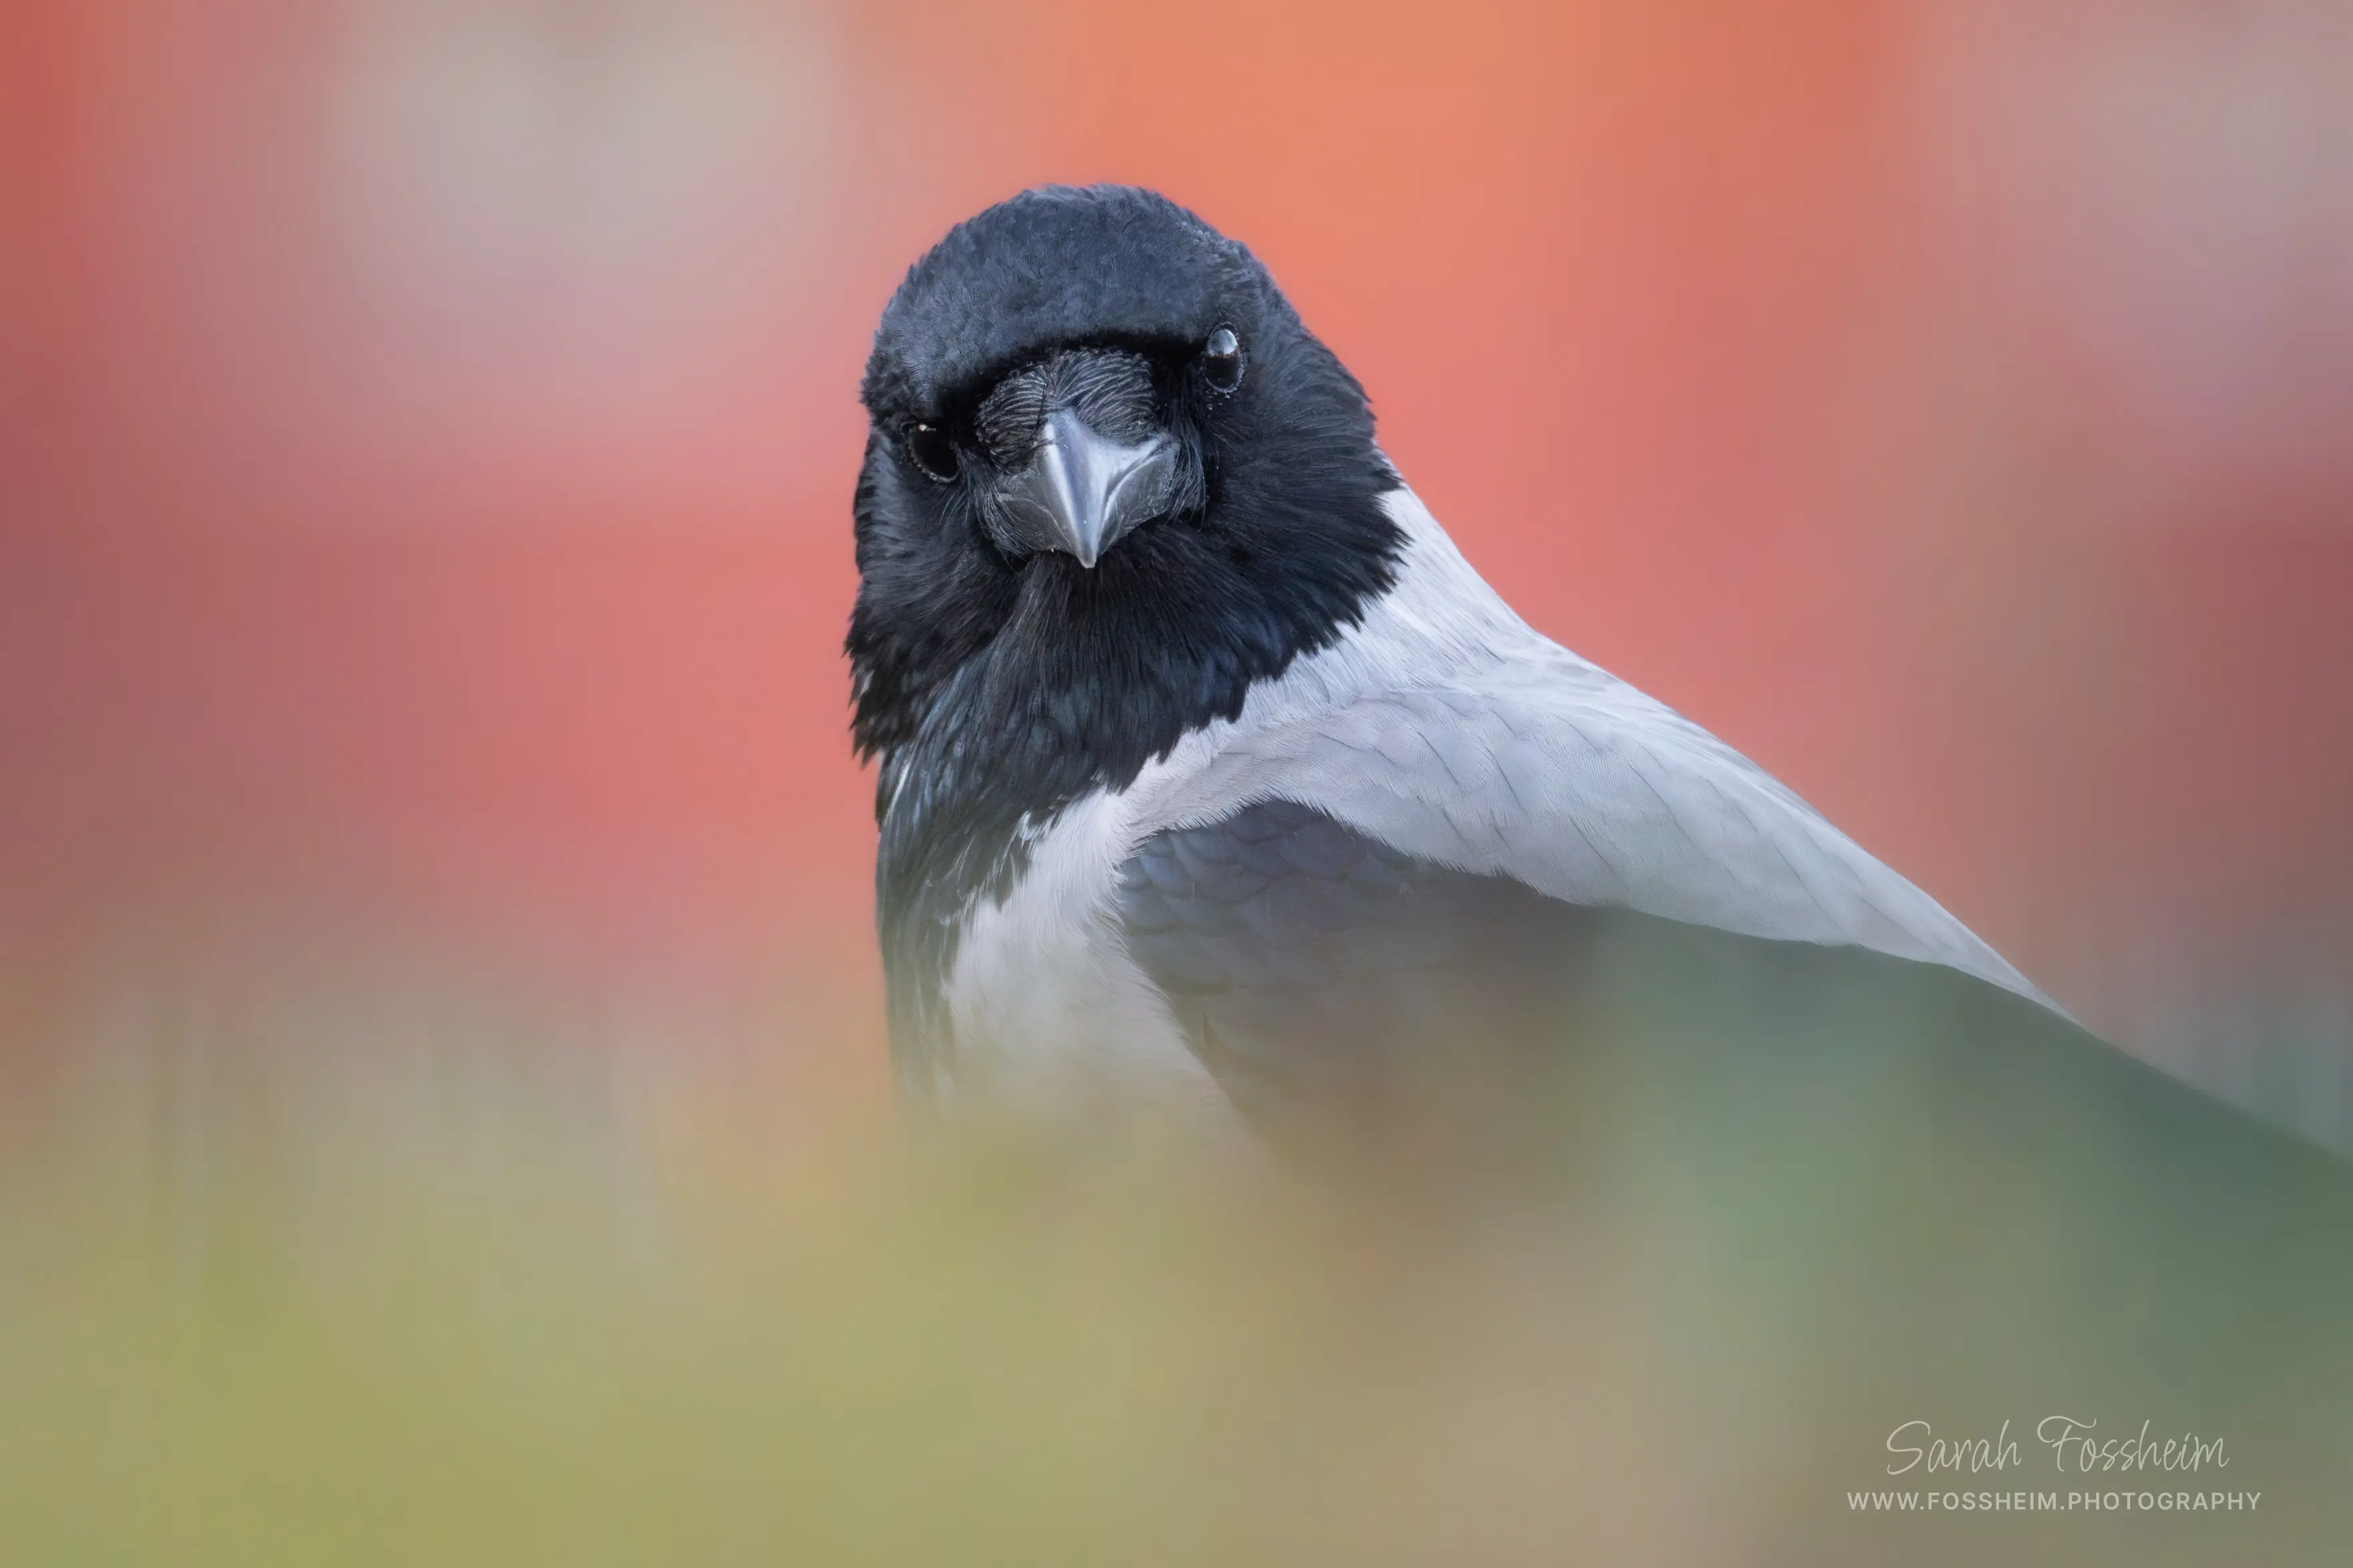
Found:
[855,452,1403,1076]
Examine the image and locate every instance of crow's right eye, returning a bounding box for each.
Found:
[1201,325,1245,394]
[905,423,958,482]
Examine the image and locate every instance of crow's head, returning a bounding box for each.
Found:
[847,186,1402,804]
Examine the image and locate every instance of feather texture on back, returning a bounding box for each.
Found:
[1120,486,2047,1009]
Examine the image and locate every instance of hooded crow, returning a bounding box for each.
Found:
[845,186,2350,1221]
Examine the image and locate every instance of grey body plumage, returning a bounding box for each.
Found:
[845,186,2350,1211]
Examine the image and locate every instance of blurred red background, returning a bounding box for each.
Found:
[4,0,2349,1124]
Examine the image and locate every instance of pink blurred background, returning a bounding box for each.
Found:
[5,0,2350,1131]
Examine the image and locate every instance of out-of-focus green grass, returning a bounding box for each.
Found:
[3,972,2346,1565]
[0,1071,1705,1564]
[0,975,1705,1567]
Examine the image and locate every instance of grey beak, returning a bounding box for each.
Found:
[998,408,1177,568]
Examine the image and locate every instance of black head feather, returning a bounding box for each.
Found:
[846,185,1402,1072]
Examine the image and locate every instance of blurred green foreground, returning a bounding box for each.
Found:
[4,974,2349,1565]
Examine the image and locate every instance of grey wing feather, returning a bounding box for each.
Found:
[1122,488,2049,1010]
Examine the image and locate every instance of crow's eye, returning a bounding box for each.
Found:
[905,422,957,482]
[1202,325,1245,394]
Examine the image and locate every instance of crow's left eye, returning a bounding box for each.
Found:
[1202,325,1245,394]
[905,422,958,482]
